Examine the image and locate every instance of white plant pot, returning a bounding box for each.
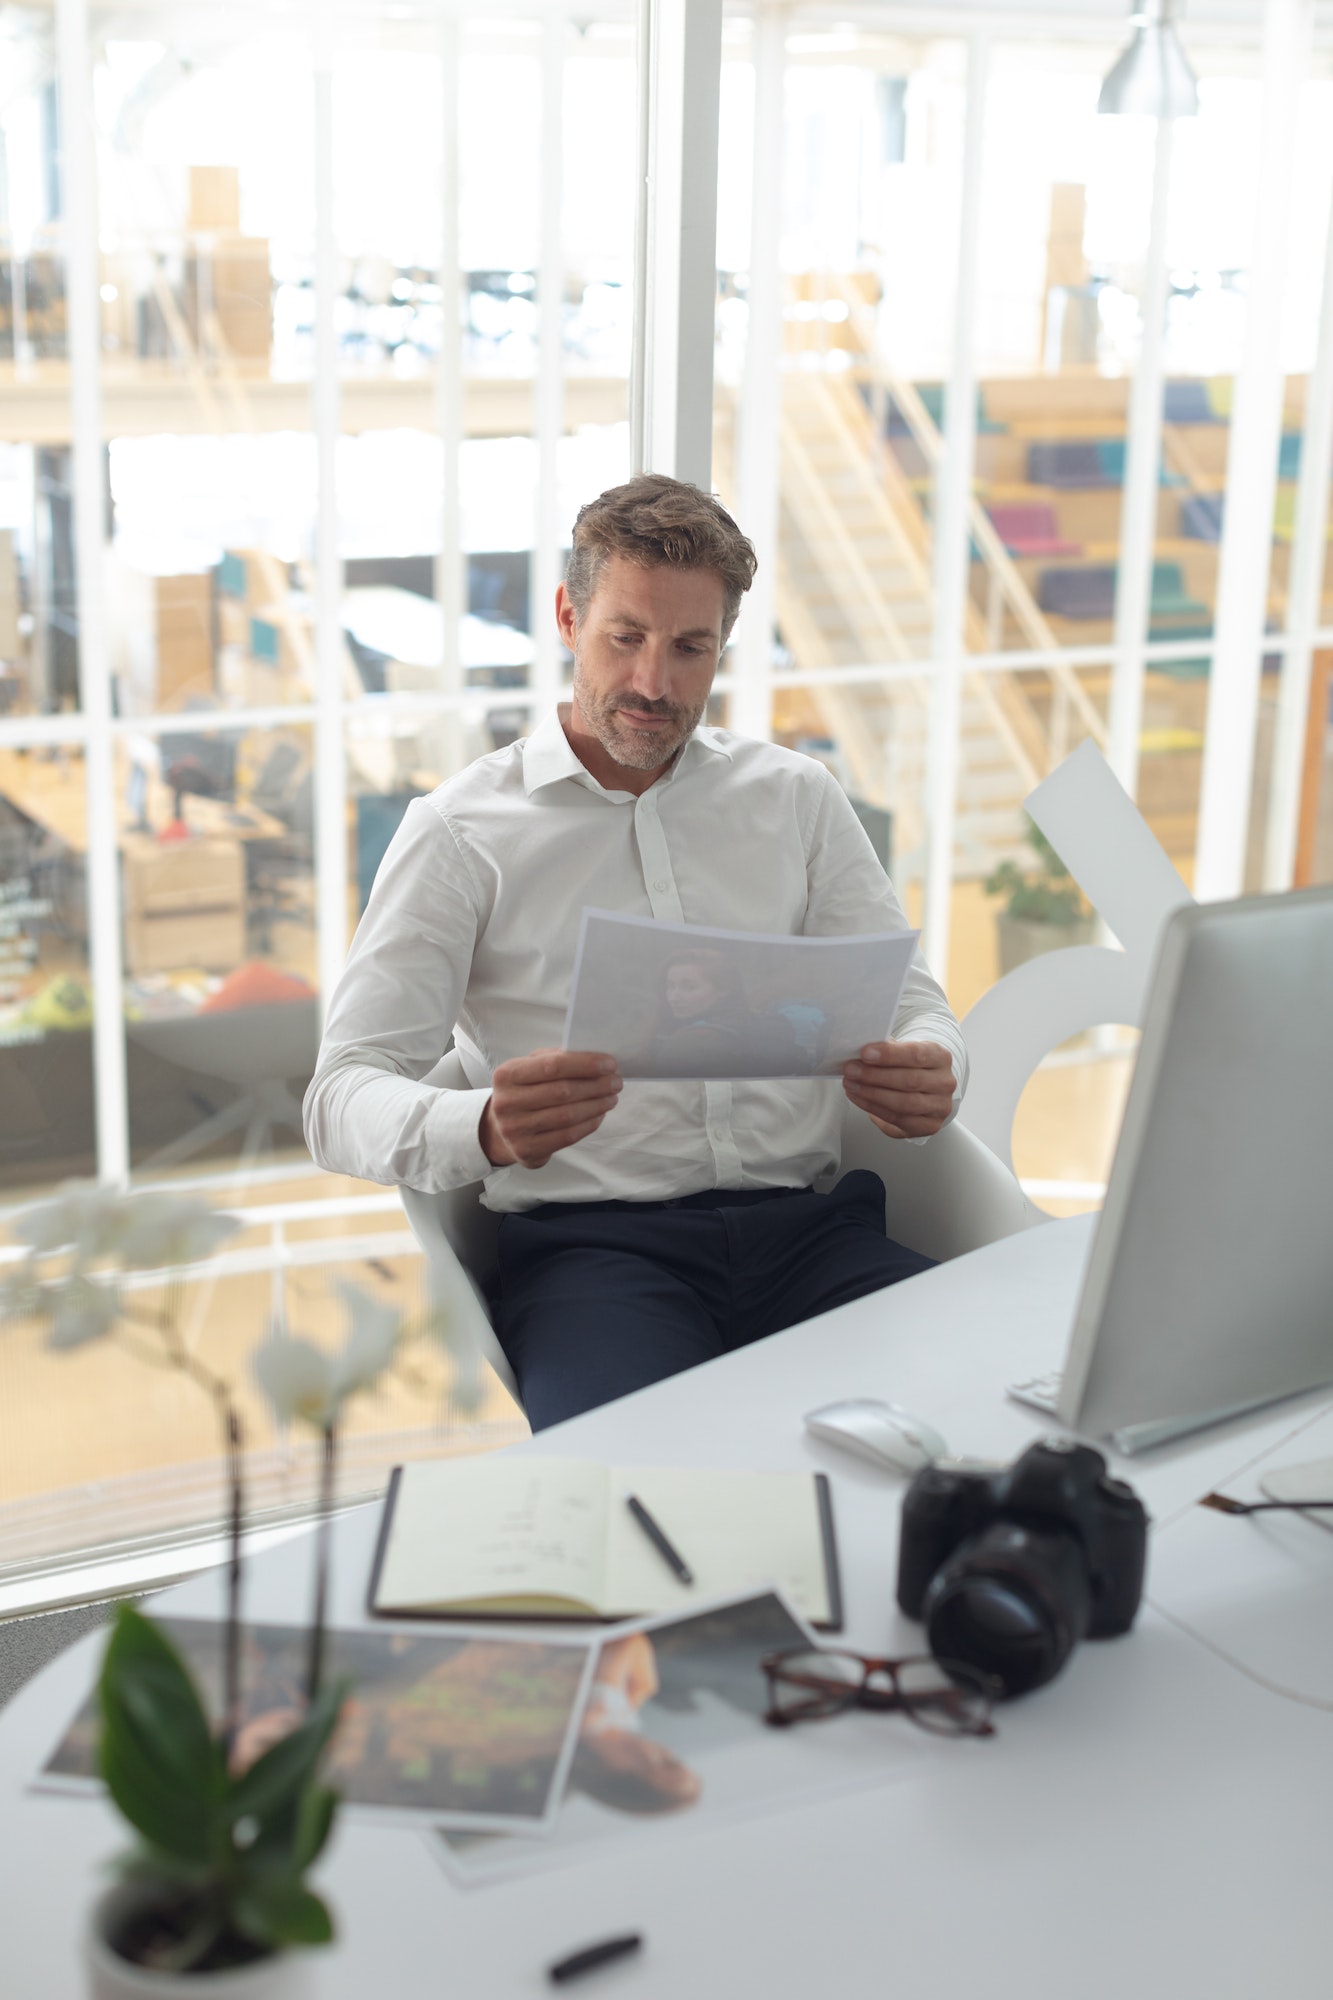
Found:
[85,1887,318,2000]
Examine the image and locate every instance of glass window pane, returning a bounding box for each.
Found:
[0,743,94,1187]
[0,10,87,717]
[95,19,318,724]
[121,721,317,1174]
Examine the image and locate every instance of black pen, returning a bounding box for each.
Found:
[548,1932,644,1984]
[624,1493,694,1585]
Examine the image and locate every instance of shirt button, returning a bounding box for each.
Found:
[653,879,669,892]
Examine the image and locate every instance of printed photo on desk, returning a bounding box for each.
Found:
[563,911,919,1080]
[38,1617,595,1835]
[433,1591,944,1887]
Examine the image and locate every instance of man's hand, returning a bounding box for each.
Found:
[479,1049,623,1169]
[842,1040,955,1141]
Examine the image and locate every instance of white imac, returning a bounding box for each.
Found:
[1026,885,1333,1451]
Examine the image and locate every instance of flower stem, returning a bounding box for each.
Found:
[222,1401,245,1762]
[306,1424,336,1703]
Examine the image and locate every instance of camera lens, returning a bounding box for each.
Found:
[921,1523,1094,1697]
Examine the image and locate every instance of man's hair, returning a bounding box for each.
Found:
[564,474,757,644]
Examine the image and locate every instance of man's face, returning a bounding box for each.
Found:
[558,554,726,775]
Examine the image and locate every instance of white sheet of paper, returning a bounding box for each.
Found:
[606,1468,832,1623]
[375,1457,609,1611]
[562,910,920,1080]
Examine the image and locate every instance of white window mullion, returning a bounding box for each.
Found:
[923,29,989,983]
[1263,174,1333,890]
[1107,115,1175,804]
[56,0,128,1185]
[313,18,348,1022]
[637,0,724,488]
[531,3,567,711]
[731,5,787,744]
[436,6,464,697]
[1195,0,1314,902]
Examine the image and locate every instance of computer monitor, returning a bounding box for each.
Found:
[1055,884,1333,1447]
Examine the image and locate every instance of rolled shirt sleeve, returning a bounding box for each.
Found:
[303,798,494,1191]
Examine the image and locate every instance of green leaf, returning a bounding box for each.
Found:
[99,1609,222,1863]
[232,1879,335,1949]
[293,1784,338,1871]
[228,1680,345,1827]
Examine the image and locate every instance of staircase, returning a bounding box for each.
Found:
[717,360,1106,882]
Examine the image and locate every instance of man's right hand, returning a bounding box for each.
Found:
[478,1049,623,1169]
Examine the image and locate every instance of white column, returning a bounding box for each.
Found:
[312,20,348,1022]
[639,0,724,486]
[1107,115,1174,803]
[435,5,464,695]
[56,0,129,1184]
[629,0,652,477]
[923,31,989,981]
[730,4,785,743]
[531,4,566,711]
[1195,0,1313,902]
[1263,177,1333,890]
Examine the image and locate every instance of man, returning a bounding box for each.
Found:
[305,475,966,1428]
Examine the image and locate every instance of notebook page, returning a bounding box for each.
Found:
[376,1457,610,1611]
[605,1468,830,1622]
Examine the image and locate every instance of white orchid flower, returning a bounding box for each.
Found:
[331,1283,401,1395]
[253,1286,404,1431]
[253,1335,340,1428]
[47,1274,121,1350]
[117,1193,242,1270]
[14,1183,126,1263]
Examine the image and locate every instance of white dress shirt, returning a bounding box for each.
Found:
[304,710,968,1212]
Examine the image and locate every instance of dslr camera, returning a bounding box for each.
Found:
[896,1439,1148,1697]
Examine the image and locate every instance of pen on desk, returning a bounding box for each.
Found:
[548,1933,644,1985]
[624,1493,694,1585]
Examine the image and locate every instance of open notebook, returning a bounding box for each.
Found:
[368,1457,842,1629]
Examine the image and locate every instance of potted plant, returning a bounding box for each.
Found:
[984,819,1093,976]
[2,1184,470,1995]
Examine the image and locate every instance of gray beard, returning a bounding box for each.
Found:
[571,665,705,772]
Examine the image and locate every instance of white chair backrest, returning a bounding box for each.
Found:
[835,1099,1040,1263]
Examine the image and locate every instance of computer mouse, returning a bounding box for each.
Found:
[803,1398,949,1475]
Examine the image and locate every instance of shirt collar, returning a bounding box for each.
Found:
[521,708,734,799]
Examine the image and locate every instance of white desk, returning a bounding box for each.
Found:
[2,1215,1331,1998]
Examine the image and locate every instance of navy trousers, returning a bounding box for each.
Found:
[491,1169,935,1431]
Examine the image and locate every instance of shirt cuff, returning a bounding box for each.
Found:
[426,1085,494,1187]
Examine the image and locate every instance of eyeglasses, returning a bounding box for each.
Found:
[761,1648,998,1738]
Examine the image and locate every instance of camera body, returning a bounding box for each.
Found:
[896,1439,1148,1695]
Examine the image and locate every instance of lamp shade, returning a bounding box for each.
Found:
[1099,7,1199,118]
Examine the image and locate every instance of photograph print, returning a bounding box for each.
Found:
[563,911,920,1081]
[41,1617,595,1834]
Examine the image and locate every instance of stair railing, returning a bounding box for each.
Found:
[825,275,1109,759]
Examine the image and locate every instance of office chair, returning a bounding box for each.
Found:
[246,746,315,953]
[398,1052,1042,1414]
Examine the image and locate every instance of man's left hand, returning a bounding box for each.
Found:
[842,1040,955,1140]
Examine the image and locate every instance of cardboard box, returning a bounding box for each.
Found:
[186,236,271,361]
[189,165,241,233]
[124,905,246,974]
[154,574,215,708]
[122,835,244,974]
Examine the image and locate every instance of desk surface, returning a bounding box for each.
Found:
[2,1216,1330,1999]
[0,747,286,853]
